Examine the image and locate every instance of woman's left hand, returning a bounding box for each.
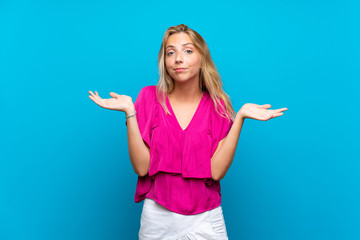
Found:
[238,103,288,121]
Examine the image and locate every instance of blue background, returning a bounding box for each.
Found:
[1,0,359,239]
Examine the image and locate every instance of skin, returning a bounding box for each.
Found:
[88,32,288,179]
[164,32,204,130]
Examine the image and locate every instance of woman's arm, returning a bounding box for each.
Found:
[88,90,150,177]
[125,105,150,177]
[211,113,244,181]
[211,103,288,181]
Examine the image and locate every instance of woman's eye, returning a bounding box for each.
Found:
[166,50,192,56]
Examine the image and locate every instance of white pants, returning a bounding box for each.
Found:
[139,198,229,240]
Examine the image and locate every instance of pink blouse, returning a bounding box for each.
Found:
[130,85,233,215]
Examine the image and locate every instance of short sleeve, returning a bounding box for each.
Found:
[212,99,234,141]
[218,117,233,141]
[125,86,156,147]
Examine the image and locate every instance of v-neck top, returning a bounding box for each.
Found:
[131,85,233,215]
[166,91,205,132]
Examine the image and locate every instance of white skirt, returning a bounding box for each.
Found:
[139,198,229,240]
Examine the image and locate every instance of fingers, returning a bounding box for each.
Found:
[88,91,95,99]
[109,92,118,98]
[269,108,287,118]
[271,112,284,118]
[88,90,97,97]
[274,107,288,113]
[260,104,271,109]
[88,91,98,102]
[264,106,288,112]
[265,107,287,119]
[88,90,103,103]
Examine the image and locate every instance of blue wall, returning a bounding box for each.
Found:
[1,0,359,239]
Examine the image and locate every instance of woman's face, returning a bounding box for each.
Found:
[165,32,202,86]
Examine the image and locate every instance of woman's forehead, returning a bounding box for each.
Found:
[166,32,193,47]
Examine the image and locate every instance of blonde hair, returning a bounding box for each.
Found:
[156,24,236,121]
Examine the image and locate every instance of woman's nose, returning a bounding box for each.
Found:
[175,53,184,63]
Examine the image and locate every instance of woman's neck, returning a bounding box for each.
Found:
[169,79,202,103]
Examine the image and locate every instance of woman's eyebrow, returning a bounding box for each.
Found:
[166,43,194,50]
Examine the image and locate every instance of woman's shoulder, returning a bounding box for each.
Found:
[206,94,226,114]
[206,95,234,125]
[137,85,157,101]
[140,85,156,93]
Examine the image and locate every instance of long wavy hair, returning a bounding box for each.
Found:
[156,24,235,121]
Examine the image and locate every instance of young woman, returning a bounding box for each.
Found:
[89,24,287,240]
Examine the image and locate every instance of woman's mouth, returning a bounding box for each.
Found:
[175,68,188,73]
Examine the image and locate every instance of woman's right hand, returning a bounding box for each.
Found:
[88,91,135,114]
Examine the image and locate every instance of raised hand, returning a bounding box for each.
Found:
[238,103,288,121]
[88,91,134,114]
